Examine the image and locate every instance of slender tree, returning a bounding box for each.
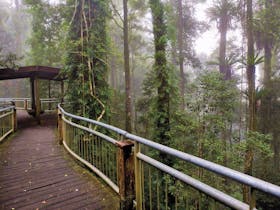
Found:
[243,0,256,203]
[177,0,185,109]
[123,0,132,132]
[207,0,237,80]
[256,0,280,172]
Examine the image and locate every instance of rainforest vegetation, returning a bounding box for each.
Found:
[0,0,280,208]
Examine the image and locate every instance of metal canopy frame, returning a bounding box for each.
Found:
[0,66,65,124]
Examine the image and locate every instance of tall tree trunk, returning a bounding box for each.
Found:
[260,16,272,135]
[243,0,256,203]
[219,13,228,79]
[177,0,185,109]
[263,0,277,169]
[123,0,132,133]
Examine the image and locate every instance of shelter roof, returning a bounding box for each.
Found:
[0,66,64,81]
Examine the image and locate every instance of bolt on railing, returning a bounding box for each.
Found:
[58,104,280,210]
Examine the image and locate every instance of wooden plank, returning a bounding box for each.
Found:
[0,111,119,210]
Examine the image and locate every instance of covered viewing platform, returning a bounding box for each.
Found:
[0,66,65,123]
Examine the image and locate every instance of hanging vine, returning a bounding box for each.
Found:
[64,0,110,124]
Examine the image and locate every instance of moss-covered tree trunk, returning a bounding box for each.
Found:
[65,0,109,120]
[149,0,171,160]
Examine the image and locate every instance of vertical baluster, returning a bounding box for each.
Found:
[105,143,108,177]
[96,135,98,167]
[149,166,152,210]
[186,196,188,210]
[12,107,16,132]
[109,143,112,181]
[82,132,85,159]
[157,171,160,210]
[135,142,142,210]
[198,192,202,210]
[71,125,74,150]
[101,139,104,173]
[82,131,84,158]
[112,145,114,183]
[89,134,92,164]
[250,187,256,210]
[91,135,94,164]
[93,135,96,165]
[165,177,168,210]
[75,126,77,154]
[142,161,145,210]
[103,141,106,174]
[98,136,101,170]
[61,116,64,143]
[175,192,178,210]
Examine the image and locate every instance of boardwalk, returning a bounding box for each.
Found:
[0,111,119,210]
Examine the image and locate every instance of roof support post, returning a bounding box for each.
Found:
[30,77,35,111]
[61,81,64,103]
[35,77,41,124]
[30,76,41,124]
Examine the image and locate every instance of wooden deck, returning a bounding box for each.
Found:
[0,111,120,210]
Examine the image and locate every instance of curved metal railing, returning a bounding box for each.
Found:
[58,104,280,210]
[0,106,16,142]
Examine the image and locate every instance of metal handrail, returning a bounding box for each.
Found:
[58,104,280,209]
[62,114,119,193]
[0,98,58,111]
[0,106,16,142]
[58,104,280,198]
[58,105,120,195]
[0,106,15,112]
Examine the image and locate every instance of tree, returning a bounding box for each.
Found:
[63,0,110,121]
[25,0,63,66]
[123,0,132,132]
[207,0,237,80]
[166,0,204,110]
[177,0,185,109]
[243,0,256,203]
[149,0,170,149]
[255,0,280,172]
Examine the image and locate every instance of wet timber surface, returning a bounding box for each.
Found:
[0,111,120,210]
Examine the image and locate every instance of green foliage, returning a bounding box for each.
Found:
[25,0,64,66]
[63,0,111,121]
[246,131,273,157]
[0,51,20,69]
[254,0,280,50]
[165,0,204,67]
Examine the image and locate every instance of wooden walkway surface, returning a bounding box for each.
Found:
[0,111,119,210]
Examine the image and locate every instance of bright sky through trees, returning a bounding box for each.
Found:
[195,2,218,55]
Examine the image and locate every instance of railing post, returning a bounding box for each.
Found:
[249,187,256,210]
[134,142,142,210]
[12,107,17,132]
[24,99,28,110]
[57,108,63,144]
[116,140,135,210]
